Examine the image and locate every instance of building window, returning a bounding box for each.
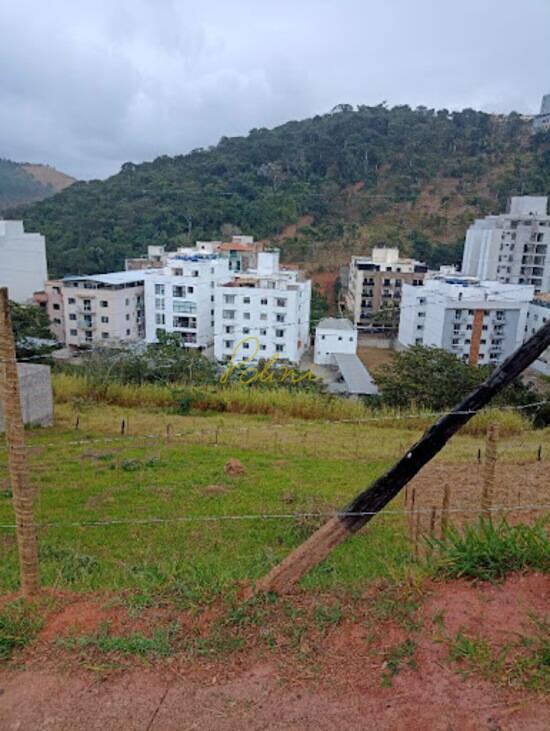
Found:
[155,284,165,296]
[192,270,199,277]
[243,297,250,304]
[260,328,267,336]
[52,303,60,310]
[126,329,131,336]
[276,313,285,323]
[69,313,76,321]
[155,298,165,310]
[187,286,194,294]
[70,329,77,336]
[260,313,267,321]
[101,316,109,323]
[100,300,108,308]
[222,310,235,320]
[275,329,285,338]
[224,294,236,304]
[125,298,130,306]
[102,332,109,339]
[260,298,268,305]
[243,327,250,334]
[68,297,75,304]
[276,298,287,307]
[173,286,185,298]
[126,314,130,321]
[224,340,234,349]
[243,312,251,320]
[243,342,250,349]
[275,344,284,352]
[155,314,165,325]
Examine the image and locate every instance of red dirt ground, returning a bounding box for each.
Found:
[1,574,549,729]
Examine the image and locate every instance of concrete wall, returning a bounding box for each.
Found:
[0,363,53,431]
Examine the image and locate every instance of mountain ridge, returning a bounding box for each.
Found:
[0,158,75,211]
[9,104,550,278]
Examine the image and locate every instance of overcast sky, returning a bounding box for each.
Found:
[1,0,549,180]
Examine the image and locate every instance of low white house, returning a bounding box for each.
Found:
[0,221,48,303]
[314,318,357,365]
[398,275,534,366]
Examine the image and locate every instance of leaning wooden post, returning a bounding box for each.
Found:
[0,288,40,596]
[254,320,550,595]
[481,423,498,519]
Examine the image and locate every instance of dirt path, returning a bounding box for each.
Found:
[1,574,549,730]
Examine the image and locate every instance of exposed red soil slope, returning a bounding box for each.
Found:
[1,574,549,729]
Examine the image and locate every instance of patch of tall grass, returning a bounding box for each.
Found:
[52,373,532,434]
[429,518,550,581]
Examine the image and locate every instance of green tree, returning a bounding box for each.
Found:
[9,301,54,359]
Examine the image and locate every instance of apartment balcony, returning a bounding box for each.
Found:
[78,320,96,330]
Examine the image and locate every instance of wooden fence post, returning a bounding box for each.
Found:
[441,484,451,537]
[252,319,550,595]
[481,423,498,519]
[0,288,40,596]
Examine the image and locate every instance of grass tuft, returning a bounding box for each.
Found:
[429,518,550,581]
[0,599,43,661]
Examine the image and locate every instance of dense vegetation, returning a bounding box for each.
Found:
[12,105,550,276]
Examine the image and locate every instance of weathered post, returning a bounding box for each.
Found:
[254,320,550,595]
[0,288,40,595]
[481,423,498,519]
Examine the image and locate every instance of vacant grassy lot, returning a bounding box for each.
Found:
[0,403,549,604]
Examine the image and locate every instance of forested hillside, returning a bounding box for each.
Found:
[0,159,74,210]
[11,105,550,277]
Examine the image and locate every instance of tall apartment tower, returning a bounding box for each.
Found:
[462,196,550,293]
[0,220,48,303]
[533,94,550,132]
[346,247,427,328]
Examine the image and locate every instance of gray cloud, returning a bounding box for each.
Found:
[1,0,549,179]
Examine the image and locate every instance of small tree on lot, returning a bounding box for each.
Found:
[374,345,541,412]
[9,301,55,359]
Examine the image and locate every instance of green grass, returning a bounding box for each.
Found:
[0,401,548,607]
[59,620,180,658]
[0,407,413,600]
[429,519,550,581]
[0,599,44,661]
[381,638,418,686]
[447,616,550,692]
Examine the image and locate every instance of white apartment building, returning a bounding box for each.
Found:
[533,94,550,132]
[0,220,48,303]
[214,251,311,364]
[398,275,534,366]
[462,196,550,293]
[525,294,550,376]
[346,248,427,328]
[314,318,357,365]
[62,271,146,347]
[144,251,230,350]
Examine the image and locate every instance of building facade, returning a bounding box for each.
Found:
[144,252,230,350]
[398,275,534,366]
[525,294,550,375]
[314,318,357,365]
[214,251,311,364]
[61,271,146,347]
[533,94,550,132]
[462,196,550,293]
[0,220,48,303]
[346,248,427,328]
